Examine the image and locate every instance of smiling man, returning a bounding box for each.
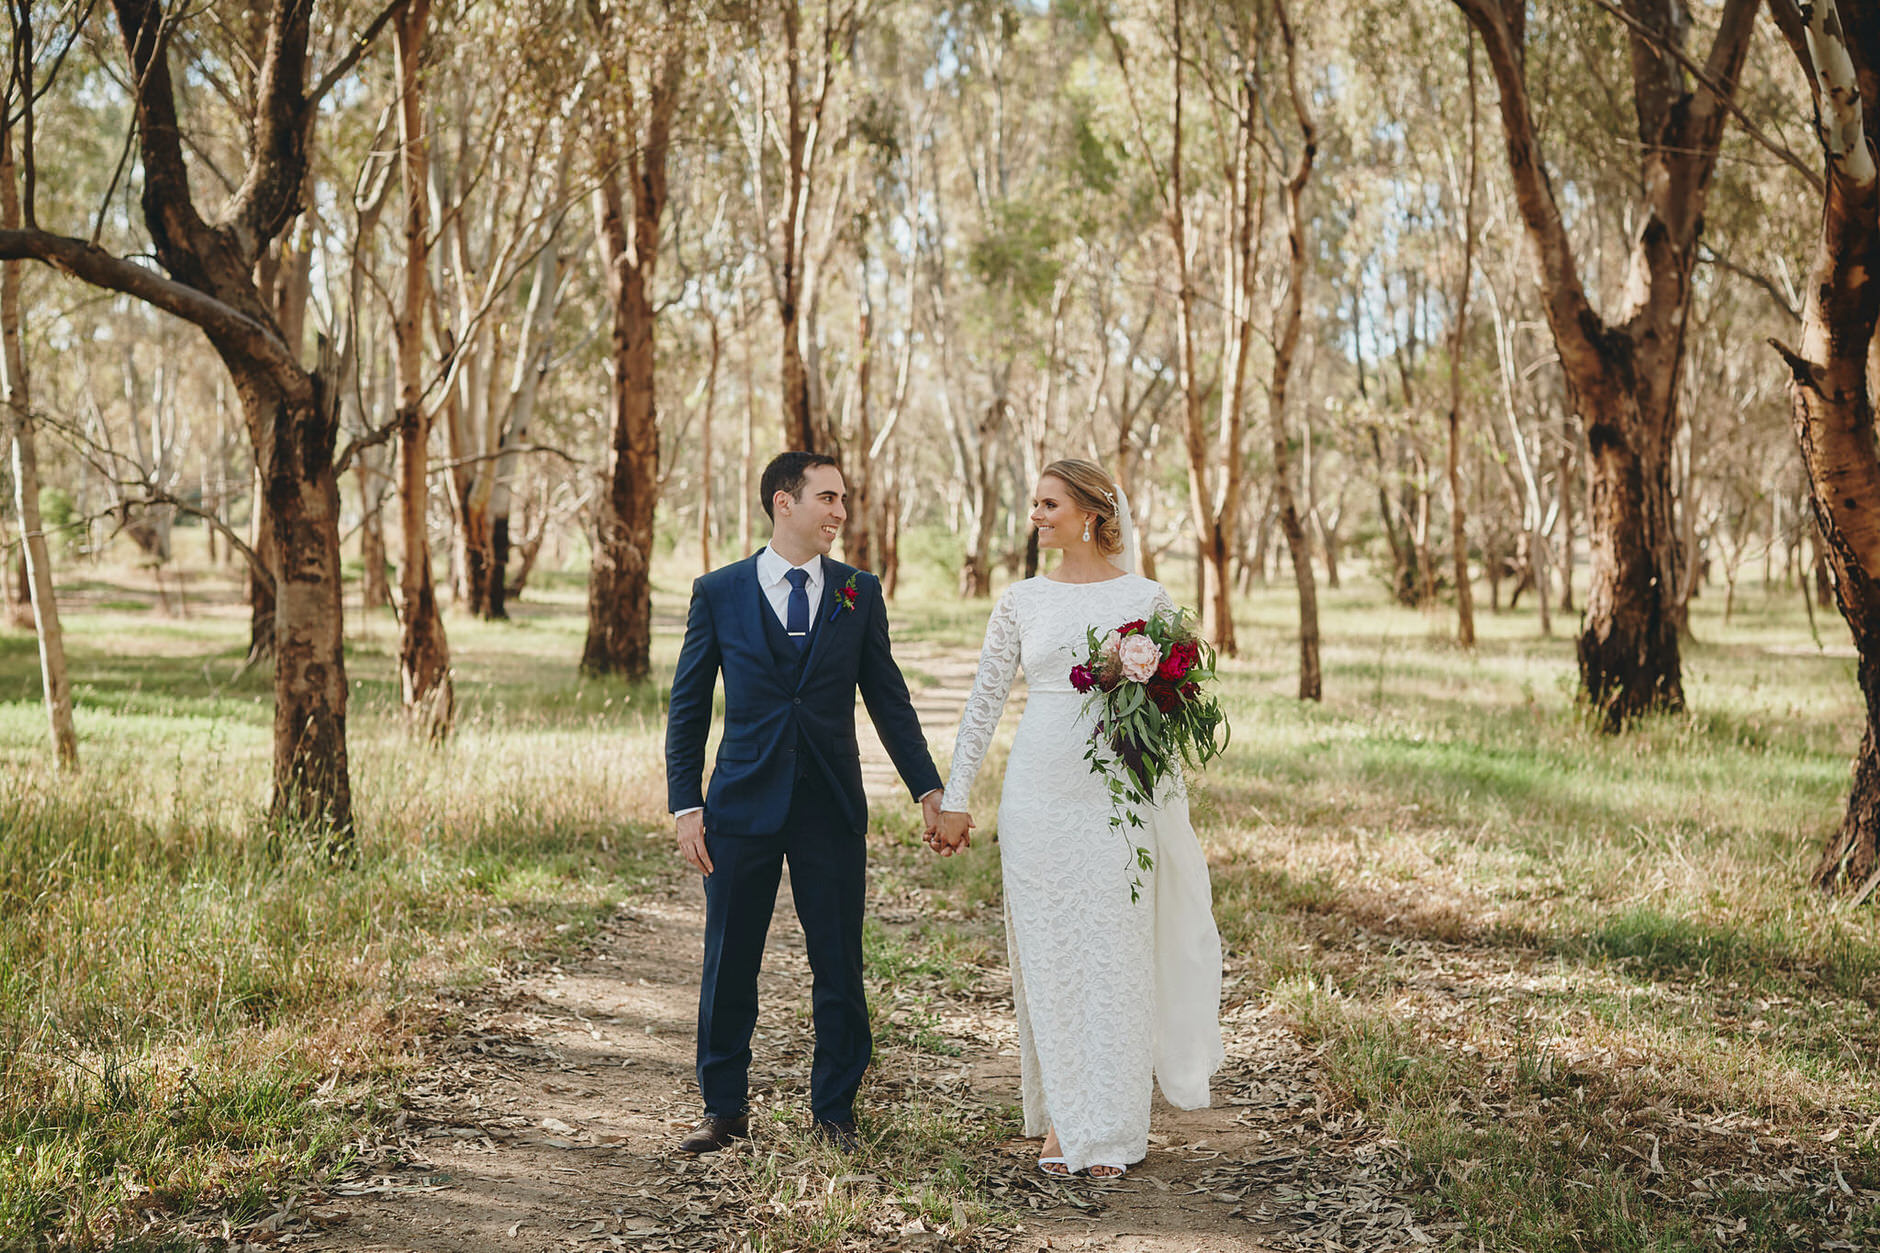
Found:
[664,451,944,1155]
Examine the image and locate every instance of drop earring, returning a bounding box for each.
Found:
[1082,519,1092,543]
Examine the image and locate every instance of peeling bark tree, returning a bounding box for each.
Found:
[1770,0,1880,894]
[0,124,75,768]
[0,0,382,837]
[1453,0,1759,727]
[392,0,454,737]
[581,14,683,680]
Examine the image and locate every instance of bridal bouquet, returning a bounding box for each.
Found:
[1070,610,1230,901]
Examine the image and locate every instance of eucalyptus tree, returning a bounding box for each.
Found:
[729,0,865,454]
[1264,0,1321,699]
[420,7,588,623]
[922,0,1085,596]
[1767,0,1880,894]
[0,0,396,837]
[581,0,685,681]
[0,116,75,768]
[1452,0,1759,727]
[389,0,452,736]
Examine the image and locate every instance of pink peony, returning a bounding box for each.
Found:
[1117,633,1161,684]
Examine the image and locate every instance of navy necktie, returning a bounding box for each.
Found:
[785,568,810,650]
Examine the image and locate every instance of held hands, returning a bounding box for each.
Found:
[921,791,943,842]
[676,810,713,876]
[929,809,974,857]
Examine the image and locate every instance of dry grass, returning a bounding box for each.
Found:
[1,536,1878,1249]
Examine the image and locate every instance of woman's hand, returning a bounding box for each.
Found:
[933,810,975,856]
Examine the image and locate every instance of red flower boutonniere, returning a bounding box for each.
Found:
[828,572,861,622]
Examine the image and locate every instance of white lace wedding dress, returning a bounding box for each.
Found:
[941,573,1224,1173]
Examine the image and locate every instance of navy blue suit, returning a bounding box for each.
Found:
[665,551,941,1123]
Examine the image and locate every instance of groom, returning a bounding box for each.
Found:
[665,451,944,1155]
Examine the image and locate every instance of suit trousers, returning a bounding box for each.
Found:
[696,764,871,1124]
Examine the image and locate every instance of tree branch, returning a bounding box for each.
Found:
[0,226,298,378]
[427,443,583,476]
[1450,0,1604,361]
[1584,0,1822,195]
[309,0,402,105]
[227,0,315,252]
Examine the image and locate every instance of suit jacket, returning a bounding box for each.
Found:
[665,552,942,837]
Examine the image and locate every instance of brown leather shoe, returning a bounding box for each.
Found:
[677,1113,749,1154]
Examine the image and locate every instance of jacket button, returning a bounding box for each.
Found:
[793,697,802,705]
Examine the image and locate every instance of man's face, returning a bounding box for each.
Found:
[775,464,848,556]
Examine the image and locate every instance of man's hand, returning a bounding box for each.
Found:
[676,810,713,876]
[920,791,942,841]
[935,810,974,856]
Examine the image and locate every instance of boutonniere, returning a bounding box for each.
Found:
[828,572,861,622]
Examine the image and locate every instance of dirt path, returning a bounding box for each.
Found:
[281,643,1437,1253]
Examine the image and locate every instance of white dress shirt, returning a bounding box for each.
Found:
[757,545,825,633]
[672,547,938,817]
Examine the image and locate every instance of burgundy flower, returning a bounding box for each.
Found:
[1117,618,1148,637]
[1157,642,1197,682]
[1070,663,1097,693]
[1148,674,1182,714]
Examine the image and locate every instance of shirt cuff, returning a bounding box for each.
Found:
[673,806,704,818]
[917,789,941,803]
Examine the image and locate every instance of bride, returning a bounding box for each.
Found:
[932,458,1224,1178]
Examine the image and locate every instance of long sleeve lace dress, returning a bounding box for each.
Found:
[940,574,1224,1173]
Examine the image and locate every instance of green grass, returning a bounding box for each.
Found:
[1185,583,1880,1252]
[0,561,680,1247]
[2,545,1879,1249]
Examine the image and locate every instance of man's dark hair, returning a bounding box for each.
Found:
[760,451,841,520]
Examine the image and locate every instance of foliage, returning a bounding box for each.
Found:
[1073,607,1229,899]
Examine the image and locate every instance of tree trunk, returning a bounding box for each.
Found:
[1773,0,1880,893]
[700,312,720,575]
[1269,0,1320,701]
[0,124,76,768]
[739,286,758,557]
[1455,0,1757,727]
[1162,0,1238,655]
[1558,434,1577,611]
[879,457,902,597]
[841,267,871,569]
[0,0,355,838]
[1448,39,1479,648]
[960,436,998,598]
[248,461,277,664]
[583,39,682,679]
[1370,426,1415,605]
[248,360,354,837]
[0,524,23,629]
[1576,405,1681,721]
[356,453,392,611]
[392,0,452,738]
[774,0,835,454]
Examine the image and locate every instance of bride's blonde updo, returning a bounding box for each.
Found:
[1040,458,1124,558]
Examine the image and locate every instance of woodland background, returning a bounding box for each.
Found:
[3,1,1880,1249]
